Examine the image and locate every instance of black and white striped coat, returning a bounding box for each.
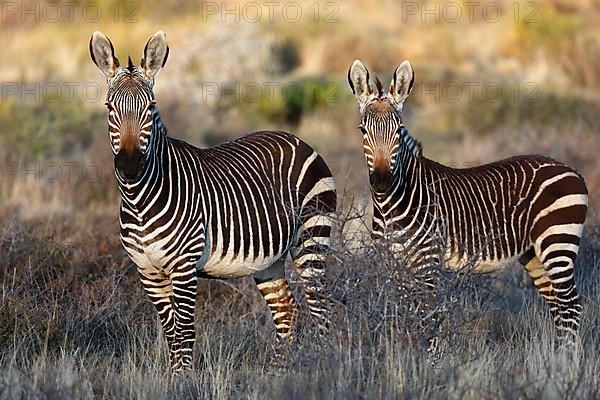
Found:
[91,31,336,372]
[348,59,587,344]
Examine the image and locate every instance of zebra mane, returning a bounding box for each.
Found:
[400,126,423,157]
[127,56,135,72]
[413,139,423,157]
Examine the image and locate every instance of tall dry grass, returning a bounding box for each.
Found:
[2,206,600,399]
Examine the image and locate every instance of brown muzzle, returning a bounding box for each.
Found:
[370,155,394,192]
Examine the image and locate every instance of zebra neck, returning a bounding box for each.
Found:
[148,109,169,154]
[391,127,422,185]
[142,109,170,175]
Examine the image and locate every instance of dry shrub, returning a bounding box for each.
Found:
[0,209,599,398]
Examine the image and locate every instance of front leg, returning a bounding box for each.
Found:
[171,261,198,372]
[138,268,178,370]
[409,249,449,365]
[391,239,449,364]
[371,206,386,240]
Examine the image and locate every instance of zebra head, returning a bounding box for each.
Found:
[89,31,169,182]
[348,60,415,193]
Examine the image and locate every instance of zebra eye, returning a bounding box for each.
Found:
[105,102,114,112]
[359,126,368,135]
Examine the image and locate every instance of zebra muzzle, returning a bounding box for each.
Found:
[369,168,394,193]
[114,148,146,181]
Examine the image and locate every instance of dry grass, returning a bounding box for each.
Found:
[1,207,600,399]
[1,0,600,398]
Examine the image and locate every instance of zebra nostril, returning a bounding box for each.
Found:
[369,169,394,192]
[114,149,146,181]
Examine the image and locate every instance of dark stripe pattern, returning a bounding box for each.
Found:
[105,67,336,372]
[358,97,588,344]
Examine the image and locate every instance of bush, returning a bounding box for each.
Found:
[246,77,345,125]
[0,99,102,161]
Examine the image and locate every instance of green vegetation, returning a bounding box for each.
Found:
[248,78,345,125]
[0,100,101,161]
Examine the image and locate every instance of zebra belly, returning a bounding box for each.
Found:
[124,236,280,279]
[197,228,286,279]
[200,252,284,279]
[444,251,519,273]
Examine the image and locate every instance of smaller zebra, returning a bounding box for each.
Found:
[348,59,588,346]
[90,31,336,372]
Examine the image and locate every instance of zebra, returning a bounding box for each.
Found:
[89,31,336,372]
[347,59,588,346]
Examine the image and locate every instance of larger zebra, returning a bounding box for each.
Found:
[89,31,336,372]
[348,60,588,344]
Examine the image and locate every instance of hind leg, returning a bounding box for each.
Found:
[520,248,560,324]
[254,257,298,340]
[290,214,333,334]
[534,234,583,344]
[529,184,586,344]
[541,256,582,344]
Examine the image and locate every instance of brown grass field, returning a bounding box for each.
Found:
[1,0,600,398]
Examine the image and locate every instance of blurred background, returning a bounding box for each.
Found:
[1,0,599,224]
[1,1,600,396]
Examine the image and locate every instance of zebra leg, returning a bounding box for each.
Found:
[138,270,179,370]
[254,258,298,340]
[544,259,582,344]
[519,249,560,324]
[535,245,583,345]
[290,214,333,335]
[171,264,198,372]
[530,186,586,346]
[414,260,449,365]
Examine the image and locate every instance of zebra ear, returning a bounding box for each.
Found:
[142,31,169,79]
[348,60,374,110]
[389,60,414,110]
[90,31,119,79]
